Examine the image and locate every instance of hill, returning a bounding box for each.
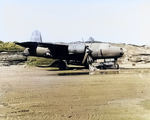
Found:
[111,43,150,64]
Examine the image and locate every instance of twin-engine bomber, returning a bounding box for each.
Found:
[16,30,124,70]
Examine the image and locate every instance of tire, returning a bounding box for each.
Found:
[114,64,119,69]
[58,61,67,70]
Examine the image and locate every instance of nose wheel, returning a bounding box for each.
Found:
[114,58,119,69]
[114,63,119,69]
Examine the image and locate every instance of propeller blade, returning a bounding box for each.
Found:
[82,47,93,64]
[82,52,89,64]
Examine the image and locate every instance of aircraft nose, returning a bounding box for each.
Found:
[120,48,124,56]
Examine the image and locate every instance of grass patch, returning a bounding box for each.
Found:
[26,57,55,66]
[0,41,24,52]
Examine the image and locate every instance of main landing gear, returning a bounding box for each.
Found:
[58,60,67,70]
[114,58,119,69]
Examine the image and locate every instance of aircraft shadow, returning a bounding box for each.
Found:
[36,65,86,71]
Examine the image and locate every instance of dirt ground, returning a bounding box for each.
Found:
[1,65,150,120]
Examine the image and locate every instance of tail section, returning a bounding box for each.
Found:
[30,30,42,43]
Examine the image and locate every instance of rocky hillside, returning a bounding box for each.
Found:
[112,43,150,64]
[0,52,27,66]
[0,41,26,66]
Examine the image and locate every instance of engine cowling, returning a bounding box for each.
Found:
[68,43,85,54]
[23,47,51,57]
[36,47,50,56]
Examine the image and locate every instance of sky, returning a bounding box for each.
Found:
[0,0,150,45]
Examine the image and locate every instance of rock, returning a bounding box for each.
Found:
[0,52,27,66]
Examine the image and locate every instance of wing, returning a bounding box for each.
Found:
[16,42,69,58]
[39,42,69,57]
[15,42,39,48]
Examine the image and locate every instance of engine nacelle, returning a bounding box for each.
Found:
[23,47,51,57]
[36,47,50,56]
[68,43,85,54]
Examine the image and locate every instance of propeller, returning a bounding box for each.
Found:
[82,47,92,64]
[82,37,94,64]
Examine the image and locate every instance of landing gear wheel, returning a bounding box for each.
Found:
[103,65,106,70]
[114,63,119,69]
[58,61,67,70]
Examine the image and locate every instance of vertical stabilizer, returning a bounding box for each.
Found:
[30,30,42,43]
